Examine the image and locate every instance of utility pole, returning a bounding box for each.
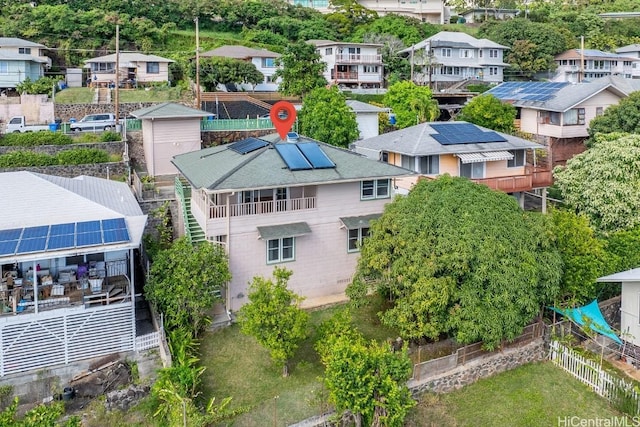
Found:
[580,35,585,83]
[195,16,201,110]
[115,24,120,131]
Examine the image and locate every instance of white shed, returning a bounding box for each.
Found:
[597,268,640,346]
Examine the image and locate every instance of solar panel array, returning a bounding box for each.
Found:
[275,142,336,171]
[487,81,570,102]
[430,123,507,145]
[229,138,269,154]
[0,218,130,257]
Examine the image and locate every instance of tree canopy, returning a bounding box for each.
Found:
[145,238,231,337]
[274,41,328,97]
[299,86,359,148]
[348,175,562,350]
[383,81,440,129]
[189,57,263,92]
[456,94,517,133]
[588,91,640,141]
[554,133,640,233]
[238,267,309,377]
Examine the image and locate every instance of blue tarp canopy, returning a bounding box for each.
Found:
[550,299,622,345]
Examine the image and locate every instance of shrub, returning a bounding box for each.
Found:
[0,151,57,167]
[0,132,73,147]
[100,131,122,142]
[56,148,110,164]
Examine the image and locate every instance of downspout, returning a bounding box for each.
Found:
[32,261,38,314]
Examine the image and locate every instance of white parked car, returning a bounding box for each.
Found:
[70,113,116,132]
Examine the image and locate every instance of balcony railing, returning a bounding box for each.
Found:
[335,54,382,64]
[335,72,359,81]
[472,166,553,193]
[208,197,316,218]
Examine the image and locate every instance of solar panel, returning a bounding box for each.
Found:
[275,144,312,170]
[77,221,101,233]
[17,237,47,254]
[103,228,130,244]
[0,240,18,256]
[76,232,102,247]
[229,138,269,154]
[22,225,49,239]
[297,143,336,169]
[50,223,75,235]
[47,234,75,250]
[102,218,126,230]
[430,123,506,145]
[487,81,570,102]
[0,229,22,242]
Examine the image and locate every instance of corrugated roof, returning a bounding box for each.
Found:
[130,102,211,119]
[172,135,414,191]
[0,38,46,48]
[84,52,174,63]
[200,45,281,59]
[354,121,541,157]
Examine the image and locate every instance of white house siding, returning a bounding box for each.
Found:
[141,119,201,176]
[134,62,171,84]
[621,282,640,347]
[356,113,380,140]
[201,181,391,311]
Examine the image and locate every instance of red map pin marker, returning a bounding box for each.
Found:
[270,101,297,140]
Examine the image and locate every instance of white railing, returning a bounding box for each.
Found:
[135,332,160,351]
[549,340,640,414]
[208,197,316,219]
[335,54,382,64]
[0,304,134,376]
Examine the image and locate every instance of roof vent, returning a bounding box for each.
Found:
[286,132,300,142]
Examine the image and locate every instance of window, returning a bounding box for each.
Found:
[348,227,370,252]
[420,155,439,174]
[146,62,159,74]
[441,48,451,57]
[564,108,585,125]
[267,237,295,263]
[459,49,473,58]
[0,62,8,75]
[262,58,276,68]
[479,50,483,58]
[208,235,227,247]
[489,67,499,76]
[489,49,499,58]
[363,65,379,73]
[381,152,389,163]
[507,150,525,168]
[460,161,485,179]
[325,48,333,55]
[18,47,31,54]
[596,107,604,116]
[401,155,414,170]
[361,179,390,200]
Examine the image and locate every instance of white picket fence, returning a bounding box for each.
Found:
[135,331,160,351]
[549,340,640,414]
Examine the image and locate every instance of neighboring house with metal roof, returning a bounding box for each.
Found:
[553,49,640,83]
[171,133,413,311]
[200,45,281,92]
[0,171,149,378]
[130,102,211,177]
[615,44,640,78]
[308,40,384,89]
[487,76,640,166]
[84,52,174,88]
[399,31,509,88]
[0,38,51,90]
[352,121,552,207]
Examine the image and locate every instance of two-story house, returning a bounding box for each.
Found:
[615,44,640,79]
[309,40,384,89]
[400,31,509,88]
[553,49,640,83]
[84,52,174,88]
[171,133,413,312]
[288,0,449,24]
[487,76,640,166]
[352,121,552,209]
[0,38,51,90]
[200,45,282,92]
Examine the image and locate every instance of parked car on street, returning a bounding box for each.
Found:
[70,113,116,132]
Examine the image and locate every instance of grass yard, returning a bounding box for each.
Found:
[406,362,625,427]
[54,86,185,104]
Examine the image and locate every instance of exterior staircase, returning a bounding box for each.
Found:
[174,176,206,244]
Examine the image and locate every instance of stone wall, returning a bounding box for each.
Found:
[104,384,151,412]
[600,295,621,331]
[201,129,274,148]
[0,162,128,179]
[0,141,124,157]
[408,340,546,395]
[54,102,158,122]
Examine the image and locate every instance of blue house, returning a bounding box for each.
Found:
[0,38,51,90]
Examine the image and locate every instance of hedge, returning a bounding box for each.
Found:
[0,132,73,146]
[0,148,110,167]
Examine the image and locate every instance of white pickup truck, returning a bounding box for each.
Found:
[6,116,53,133]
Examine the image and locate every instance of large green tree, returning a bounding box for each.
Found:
[383,81,440,129]
[316,310,415,427]
[190,57,263,92]
[348,175,562,350]
[145,238,231,337]
[588,91,640,141]
[238,267,309,377]
[273,41,327,97]
[299,86,359,148]
[554,133,640,233]
[457,94,516,133]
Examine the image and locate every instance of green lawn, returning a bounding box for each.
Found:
[54,86,185,104]
[406,362,625,427]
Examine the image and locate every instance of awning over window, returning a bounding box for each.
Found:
[456,151,514,164]
[257,222,311,240]
[340,213,381,229]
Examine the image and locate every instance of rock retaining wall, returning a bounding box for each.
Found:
[408,340,546,395]
[0,162,128,179]
[54,102,157,122]
[104,384,151,412]
[0,141,124,156]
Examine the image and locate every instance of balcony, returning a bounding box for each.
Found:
[472,166,553,193]
[335,54,382,64]
[206,196,317,219]
[335,72,359,81]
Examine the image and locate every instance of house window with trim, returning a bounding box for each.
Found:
[146,62,160,74]
[479,50,483,58]
[363,65,379,73]
[460,161,485,179]
[267,237,295,264]
[596,107,604,116]
[564,108,585,125]
[441,48,451,57]
[401,155,414,171]
[489,67,499,76]
[459,49,473,59]
[507,150,525,168]
[420,155,439,174]
[262,58,276,68]
[325,48,333,55]
[348,227,370,252]
[489,49,499,58]
[0,62,7,75]
[18,47,31,54]
[361,179,390,200]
